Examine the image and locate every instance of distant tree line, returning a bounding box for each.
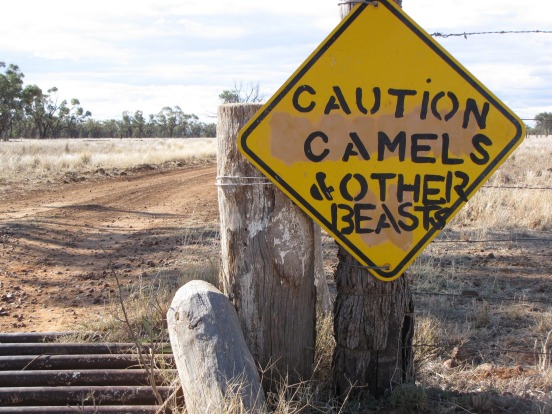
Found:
[0,62,216,141]
[5,61,549,140]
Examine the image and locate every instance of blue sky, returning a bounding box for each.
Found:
[1,0,550,124]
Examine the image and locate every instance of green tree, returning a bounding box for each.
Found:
[145,114,157,137]
[22,85,90,138]
[202,122,216,137]
[121,111,133,137]
[0,62,25,141]
[180,113,198,137]
[156,106,193,137]
[98,119,118,138]
[64,98,92,138]
[22,85,59,138]
[187,119,216,137]
[534,112,552,136]
[219,81,263,104]
[132,110,146,138]
[81,118,103,138]
[218,89,241,104]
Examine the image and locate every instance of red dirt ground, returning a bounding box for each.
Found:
[0,163,218,332]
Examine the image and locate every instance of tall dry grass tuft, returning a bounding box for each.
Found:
[413,315,443,367]
[313,313,335,389]
[177,225,221,289]
[389,383,429,412]
[536,330,552,372]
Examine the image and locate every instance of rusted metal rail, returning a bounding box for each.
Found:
[0,332,180,413]
[0,354,175,370]
[0,369,175,386]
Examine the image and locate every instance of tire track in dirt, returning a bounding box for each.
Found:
[0,164,218,332]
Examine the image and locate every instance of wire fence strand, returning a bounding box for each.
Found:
[432,30,552,38]
[481,185,552,190]
[412,290,552,305]
[335,343,552,356]
[433,238,552,243]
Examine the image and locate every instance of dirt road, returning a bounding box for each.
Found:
[0,164,218,332]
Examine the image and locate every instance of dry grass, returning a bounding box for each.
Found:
[405,135,552,413]
[453,135,552,231]
[0,137,216,195]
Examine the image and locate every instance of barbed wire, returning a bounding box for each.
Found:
[481,185,552,190]
[336,343,552,355]
[432,237,552,244]
[432,30,552,38]
[413,290,552,305]
[342,290,552,304]
[412,343,551,356]
[522,118,552,123]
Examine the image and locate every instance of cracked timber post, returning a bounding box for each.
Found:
[217,103,318,389]
[332,0,414,399]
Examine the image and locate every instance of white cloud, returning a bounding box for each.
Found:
[1,0,550,124]
[176,18,247,39]
[404,0,550,30]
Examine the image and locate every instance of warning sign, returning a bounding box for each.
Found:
[237,0,525,280]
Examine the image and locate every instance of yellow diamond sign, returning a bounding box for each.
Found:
[237,0,525,281]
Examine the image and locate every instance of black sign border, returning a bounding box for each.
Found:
[239,0,524,280]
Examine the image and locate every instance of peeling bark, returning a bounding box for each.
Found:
[217,103,317,387]
[332,246,414,397]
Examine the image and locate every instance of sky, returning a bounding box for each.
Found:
[1,0,550,124]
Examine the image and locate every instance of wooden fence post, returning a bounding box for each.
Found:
[217,103,320,387]
[167,280,265,414]
[332,0,414,398]
[314,223,333,315]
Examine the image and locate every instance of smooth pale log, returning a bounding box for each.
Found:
[167,280,265,414]
[333,0,414,399]
[217,103,317,386]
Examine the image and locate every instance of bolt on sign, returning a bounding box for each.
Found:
[237,0,525,281]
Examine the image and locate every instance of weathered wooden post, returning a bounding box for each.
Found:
[167,280,265,414]
[333,246,414,397]
[314,223,333,315]
[217,103,319,387]
[332,0,414,398]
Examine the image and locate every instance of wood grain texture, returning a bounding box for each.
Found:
[217,103,317,387]
[332,246,414,397]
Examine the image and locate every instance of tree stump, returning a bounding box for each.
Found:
[167,280,265,414]
[217,103,318,387]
